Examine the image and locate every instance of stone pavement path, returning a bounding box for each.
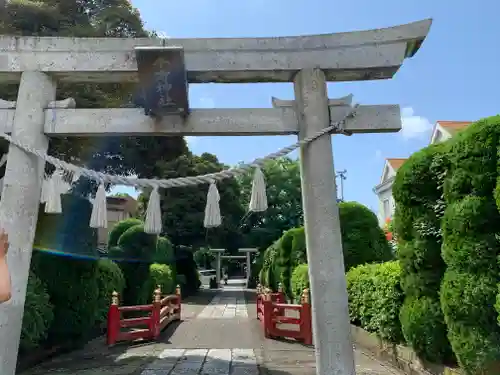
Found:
[19,284,406,375]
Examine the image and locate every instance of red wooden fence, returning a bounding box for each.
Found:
[256,284,312,345]
[107,285,181,346]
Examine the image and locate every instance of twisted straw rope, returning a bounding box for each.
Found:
[0,106,357,189]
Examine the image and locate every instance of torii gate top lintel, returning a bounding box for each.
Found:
[0,19,431,84]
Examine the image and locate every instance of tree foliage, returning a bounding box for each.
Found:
[138,152,245,250]
[238,158,303,251]
[0,0,187,196]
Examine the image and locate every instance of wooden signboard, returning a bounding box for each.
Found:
[134,46,189,118]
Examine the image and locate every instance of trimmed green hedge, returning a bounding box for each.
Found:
[154,236,175,265]
[290,263,309,302]
[175,246,201,295]
[20,271,54,351]
[496,285,500,327]
[440,117,500,373]
[276,227,306,298]
[260,201,392,301]
[31,252,100,343]
[399,296,451,363]
[392,143,453,363]
[259,241,280,290]
[346,261,404,343]
[95,259,125,324]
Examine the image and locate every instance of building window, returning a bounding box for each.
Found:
[383,199,391,219]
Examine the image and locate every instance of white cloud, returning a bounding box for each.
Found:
[374,149,382,160]
[400,107,433,140]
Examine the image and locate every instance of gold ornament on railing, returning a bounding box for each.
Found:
[111,291,119,305]
[257,283,262,294]
[176,284,181,296]
[301,288,310,304]
[154,285,162,303]
[278,283,283,293]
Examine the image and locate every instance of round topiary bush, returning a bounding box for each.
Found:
[109,223,158,304]
[20,271,54,351]
[138,263,175,304]
[107,218,143,248]
[95,259,125,325]
[338,201,393,269]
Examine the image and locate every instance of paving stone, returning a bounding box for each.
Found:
[230,366,259,375]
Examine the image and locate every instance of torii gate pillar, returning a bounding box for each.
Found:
[210,249,225,285]
[295,68,355,374]
[238,248,257,282]
[0,71,55,375]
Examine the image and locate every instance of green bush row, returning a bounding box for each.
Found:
[288,261,404,343]
[259,201,393,301]
[23,252,176,349]
[346,261,404,343]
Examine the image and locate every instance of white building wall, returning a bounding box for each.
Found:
[377,186,395,226]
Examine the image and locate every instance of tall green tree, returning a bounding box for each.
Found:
[138,152,245,250]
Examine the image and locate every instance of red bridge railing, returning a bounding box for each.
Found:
[256,284,312,345]
[107,285,181,346]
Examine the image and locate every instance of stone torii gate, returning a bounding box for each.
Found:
[0,19,431,375]
[211,248,258,284]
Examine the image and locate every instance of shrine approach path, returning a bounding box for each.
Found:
[19,279,405,375]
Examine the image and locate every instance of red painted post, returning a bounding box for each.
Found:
[107,291,120,346]
[262,292,273,338]
[300,288,313,345]
[175,284,182,317]
[150,286,162,339]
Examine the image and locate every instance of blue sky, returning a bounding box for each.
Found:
[112,0,500,214]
